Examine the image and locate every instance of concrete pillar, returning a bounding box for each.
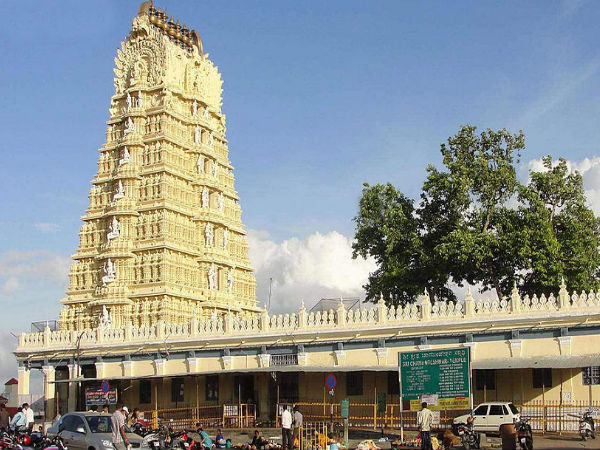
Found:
[42,366,56,423]
[67,364,79,412]
[17,366,30,397]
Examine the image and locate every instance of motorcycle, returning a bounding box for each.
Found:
[578,409,596,441]
[515,418,533,450]
[456,416,480,450]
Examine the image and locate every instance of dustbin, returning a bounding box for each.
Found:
[500,424,516,450]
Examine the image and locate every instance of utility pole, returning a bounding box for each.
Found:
[268,277,273,311]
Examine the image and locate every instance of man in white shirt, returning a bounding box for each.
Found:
[281,407,292,450]
[417,402,433,450]
[23,403,34,431]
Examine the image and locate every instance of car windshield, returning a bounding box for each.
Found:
[508,403,519,414]
[85,416,112,433]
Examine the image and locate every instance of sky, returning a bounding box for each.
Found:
[1,0,600,385]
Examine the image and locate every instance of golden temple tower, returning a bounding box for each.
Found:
[59,2,260,331]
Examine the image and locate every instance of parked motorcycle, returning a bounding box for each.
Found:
[456,416,480,450]
[578,409,596,441]
[515,417,533,450]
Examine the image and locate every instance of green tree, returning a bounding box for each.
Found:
[519,156,600,294]
[353,126,600,306]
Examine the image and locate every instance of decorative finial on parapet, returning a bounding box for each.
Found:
[560,276,566,289]
[378,293,385,305]
[422,289,430,304]
[300,299,305,310]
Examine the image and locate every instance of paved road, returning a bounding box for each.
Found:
[480,434,597,449]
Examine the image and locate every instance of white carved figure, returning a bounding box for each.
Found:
[118,146,130,167]
[197,155,204,173]
[218,192,224,212]
[137,90,143,108]
[106,216,121,242]
[101,258,116,286]
[223,228,229,250]
[204,106,210,119]
[192,100,198,116]
[209,132,214,147]
[227,268,234,294]
[113,180,125,200]
[124,117,135,135]
[212,160,218,178]
[208,263,216,290]
[202,187,209,208]
[205,223,214,247]
[126,92,132,110]
[99,305,112,328]
[194,126,201,144]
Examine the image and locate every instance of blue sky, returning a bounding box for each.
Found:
[1,1,599,382]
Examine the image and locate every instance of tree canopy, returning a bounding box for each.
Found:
[353,125,600,306]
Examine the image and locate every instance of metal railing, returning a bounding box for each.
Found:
[144,403,257,429]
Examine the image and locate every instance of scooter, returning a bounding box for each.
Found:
[515,417,533,450]
[456,416,480,450]
[578,410,595,441]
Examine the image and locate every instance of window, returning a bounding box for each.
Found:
[489,405,504,415]
[346,372,363,396]
[387,372,399,395]
[171,377,184,403]
[583,367,600,385]
[473,405,488,416]
[532,368,552,389]
[139,379,151,404]
[86,416,111,433]
[475,370,496,390]
[206,375,218,401]
[508,403,519,414]
[69,415,86,433]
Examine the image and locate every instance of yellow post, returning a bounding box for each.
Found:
[374,386,377,430]
[153,382,158,429]
[195,377,199,423]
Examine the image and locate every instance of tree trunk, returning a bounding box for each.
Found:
[494,278,503,300]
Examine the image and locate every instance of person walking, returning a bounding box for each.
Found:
[417,402,433,450]
[281,407,293,450]
[23,403,34,431]
[0,404,10,432]
[292,406,303,449]
[111,404,131,450]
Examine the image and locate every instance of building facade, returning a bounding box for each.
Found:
[13,2,600,425]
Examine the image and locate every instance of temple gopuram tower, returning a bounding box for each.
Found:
[59,2,260,331]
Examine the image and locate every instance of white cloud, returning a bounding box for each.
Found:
[526,156,600,214]
[0,250,70,286]
[1,277,22,296]
[247,230,377,313]
[33,222,60,233]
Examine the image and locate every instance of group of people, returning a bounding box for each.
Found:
[280,406,302,450]
[0,402,35,432]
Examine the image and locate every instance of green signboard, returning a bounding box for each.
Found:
[377,392,387,413]
[399,347,470,411]
[341,398,349,418]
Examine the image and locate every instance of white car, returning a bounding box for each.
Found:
[453,402,520,433]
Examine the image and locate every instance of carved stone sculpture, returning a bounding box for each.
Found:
[118,146,130,166]
[113,180,125,200]
[126,92,132,110]
[227,268,234,294]
[212,160,218,178]
[99,305,112,328]
[205,223,214,247]
[204,105,210,119]
[124,117,135,135]
[101,258,116,286]
[209,131,214,147]
[219,192,224,212]
[192,99,198,116]
[223,227,229,250]
[208,263,216,290]
[197,155,204,173]
[137,90,143,108]
[106,216,121,242]
[194,126,201,144]
[202,186,209,208]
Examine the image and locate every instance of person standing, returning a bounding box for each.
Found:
[23,403,34,431]
[0,404,10,432]
[292,406,303,449]
[10,407,26,432]
[111,404,131,450]
[102,405,109,414]
[417,402,433,450]
[281,407,293,450]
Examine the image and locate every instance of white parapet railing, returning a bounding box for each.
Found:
[16,282,600,352]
